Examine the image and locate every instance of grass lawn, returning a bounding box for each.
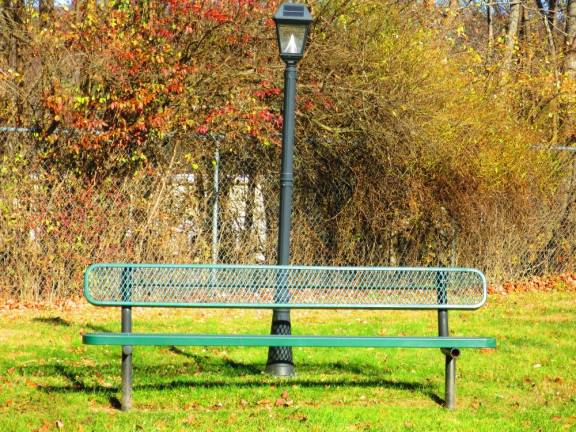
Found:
[0,291,574,431]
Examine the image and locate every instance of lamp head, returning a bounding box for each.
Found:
[273,2,313,63]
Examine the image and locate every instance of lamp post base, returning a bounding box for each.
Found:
[266,309,295,377]
[265,362,295,377]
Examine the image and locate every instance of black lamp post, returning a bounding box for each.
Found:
[265,2,313,377]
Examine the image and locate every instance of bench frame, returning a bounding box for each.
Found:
[82,264,496,411]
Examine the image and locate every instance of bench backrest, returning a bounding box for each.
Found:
[84,264,487,310]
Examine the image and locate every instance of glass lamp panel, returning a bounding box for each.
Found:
[277,24,306,55]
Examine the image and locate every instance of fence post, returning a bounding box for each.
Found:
[212,139,220,264]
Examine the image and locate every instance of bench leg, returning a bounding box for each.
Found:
[121,345,133,411]
[438,304,457,410]
[445,354,456,410]
[121,305,133,411]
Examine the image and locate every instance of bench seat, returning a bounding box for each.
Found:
[83,333,496,348]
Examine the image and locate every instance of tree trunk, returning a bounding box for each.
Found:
[502,0,522,77]
[3,0,25,125]
[38,0,53,15]
[444,0,459,24]
[535,0,561,143]
[547,0,557,29]
[535,0,557,30]
[1,1,10,64]
[566,0,576,80]
[520,1,529,45]
[564,0,576,144]
[38,0,53,27]
[417,0,433,9]
[487,0,494,54]
[5,0,24,71]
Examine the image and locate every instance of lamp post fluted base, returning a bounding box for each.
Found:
[265,361,295,377]
[265,309,295,377]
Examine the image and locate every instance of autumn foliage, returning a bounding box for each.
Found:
[29,0,283,175]
[0,0,575,300]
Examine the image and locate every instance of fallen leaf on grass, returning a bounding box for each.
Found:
[56,420,64,429]
[274,397,293,407]
[239,399,249,407]
[25,379,38,388]
[211,402,223,410]
[33,420,51,432]
[289,413,307,422]
[480,348,494,354]
[257,399,271,406]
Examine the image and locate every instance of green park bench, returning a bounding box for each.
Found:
[82,263,496,411]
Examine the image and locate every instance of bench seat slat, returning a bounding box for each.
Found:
[83,333,496,348]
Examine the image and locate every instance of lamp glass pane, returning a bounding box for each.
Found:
[277,24,306,55]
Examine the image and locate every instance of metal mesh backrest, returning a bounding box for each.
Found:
[84,264,486,309]
[84,264,487,309]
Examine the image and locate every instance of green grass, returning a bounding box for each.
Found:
[0,292,575,431]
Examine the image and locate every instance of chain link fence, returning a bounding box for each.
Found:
[1,127,576,301]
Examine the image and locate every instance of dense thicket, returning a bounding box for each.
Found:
[0,1,575,300]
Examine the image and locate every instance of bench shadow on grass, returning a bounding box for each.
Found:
[32,316,113,333]
[32,354,443,409]
[167,346,263,375]
[29,318,444,406]
[33,317,72,327]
